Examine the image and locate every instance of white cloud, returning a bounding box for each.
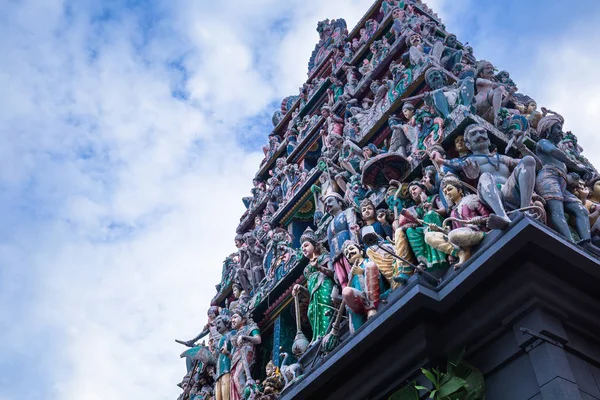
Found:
[2,0,599,399]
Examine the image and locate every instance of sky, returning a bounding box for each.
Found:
[1,0,599,398]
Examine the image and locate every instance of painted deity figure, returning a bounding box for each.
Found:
[229,311,261,400]
[424,175,491,269]
[324,192,359,289]
[388,115,412,157]
[535,114,597,251]
[292,228,337,343]
[342,240,382,332]
[179,306,221,375]
[354,198,403,289]
[258,360,284,398]
[440,34,463,72]
[399,181,449,274]
[474,60,515,126]
[242,232,266,292]
[432,124,536,229]
[321,105,344,144]
[215,315,233,400]
[424,67,475,121]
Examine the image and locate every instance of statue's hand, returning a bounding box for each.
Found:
[350,224,361,234]
[462,158,480,180]
[351,265,364,276]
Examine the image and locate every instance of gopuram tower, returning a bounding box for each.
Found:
[175,1,600,399]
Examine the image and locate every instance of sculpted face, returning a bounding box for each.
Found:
[527,102,537,113]
[262,222,271,232]
[454,135,467,153]
[363,148,373,158]
[443,184,462,203]
[233,286,241,298]
[464,126,491,153]
[446,34,457,47]
[215,318,228,334]
[548,122,564,144]
[235,239,243,248]
[403,108,414,120]
[231,313,243,330]
[481,62,494,79]
[409,184,423,201]
[361,203,375,220]
[427,69,446,89]
[410,34,422,47]
[325,196,343,215]
[301,240,316,258]
[266,363,274,376]
[377,210,387,224]
[343,243,362,264]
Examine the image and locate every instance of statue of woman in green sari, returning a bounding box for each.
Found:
[292,227,337,343]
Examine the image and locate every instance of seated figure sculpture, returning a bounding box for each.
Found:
[424,67,475,122]
[341,240,382,332]
[432,124,536,229]
[424,174,492,269]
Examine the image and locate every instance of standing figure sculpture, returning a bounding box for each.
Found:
[292,228,337,343]
[535,113,597,251]
[432,124,536,229]
[324,192,359,289]
[229,311,262,400]
[215,315,233,400]
[474,60,515,126]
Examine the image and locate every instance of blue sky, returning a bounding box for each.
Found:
[1,0,599,398]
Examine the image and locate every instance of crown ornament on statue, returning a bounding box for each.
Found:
[300,227,317,244]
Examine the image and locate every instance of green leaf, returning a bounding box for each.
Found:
[388,384,419,400]
[438,377,467,397]
[422,368,437,385]
[429,389,438,399]
[415,386,429,391]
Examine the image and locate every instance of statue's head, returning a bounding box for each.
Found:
[402,102,415,120]
[328,133,343,149]
[235,234,244,248]
[265,360,276,377]
[441,175,465,204]
[342,240,363,264]
[408,33,422,47]
[215,315,231,334]
[408,181,426,201]
[464,124,491,153]
[454,135,467,153]
[232,283,242,298]
[360,198,376,221]
[243,232,257,246]
[207,306,220,319]
[231,312,246,330]
[445,33,457,47]
[425,68,447,90]
[537,114,564,144]
[476,60,495,79]
[324,192,345,215]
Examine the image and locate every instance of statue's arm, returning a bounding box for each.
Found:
[537,140,585,171]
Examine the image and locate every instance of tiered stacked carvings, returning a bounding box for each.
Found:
[175,1,600,399]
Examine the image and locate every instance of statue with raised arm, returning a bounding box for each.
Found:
[432,124,537,229]
[229,310,261,400]
[535,113,597,252]
[324,192,359,289]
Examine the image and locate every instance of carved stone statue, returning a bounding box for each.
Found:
[324,192,359,289]
[535,113,597,251]
[341,240,381,332]
[424,175,491,269]
[433,124,536,229]
[292,227,336,343]
[229,311,261,400]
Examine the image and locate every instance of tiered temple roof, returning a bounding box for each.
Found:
[175,1,600,399]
